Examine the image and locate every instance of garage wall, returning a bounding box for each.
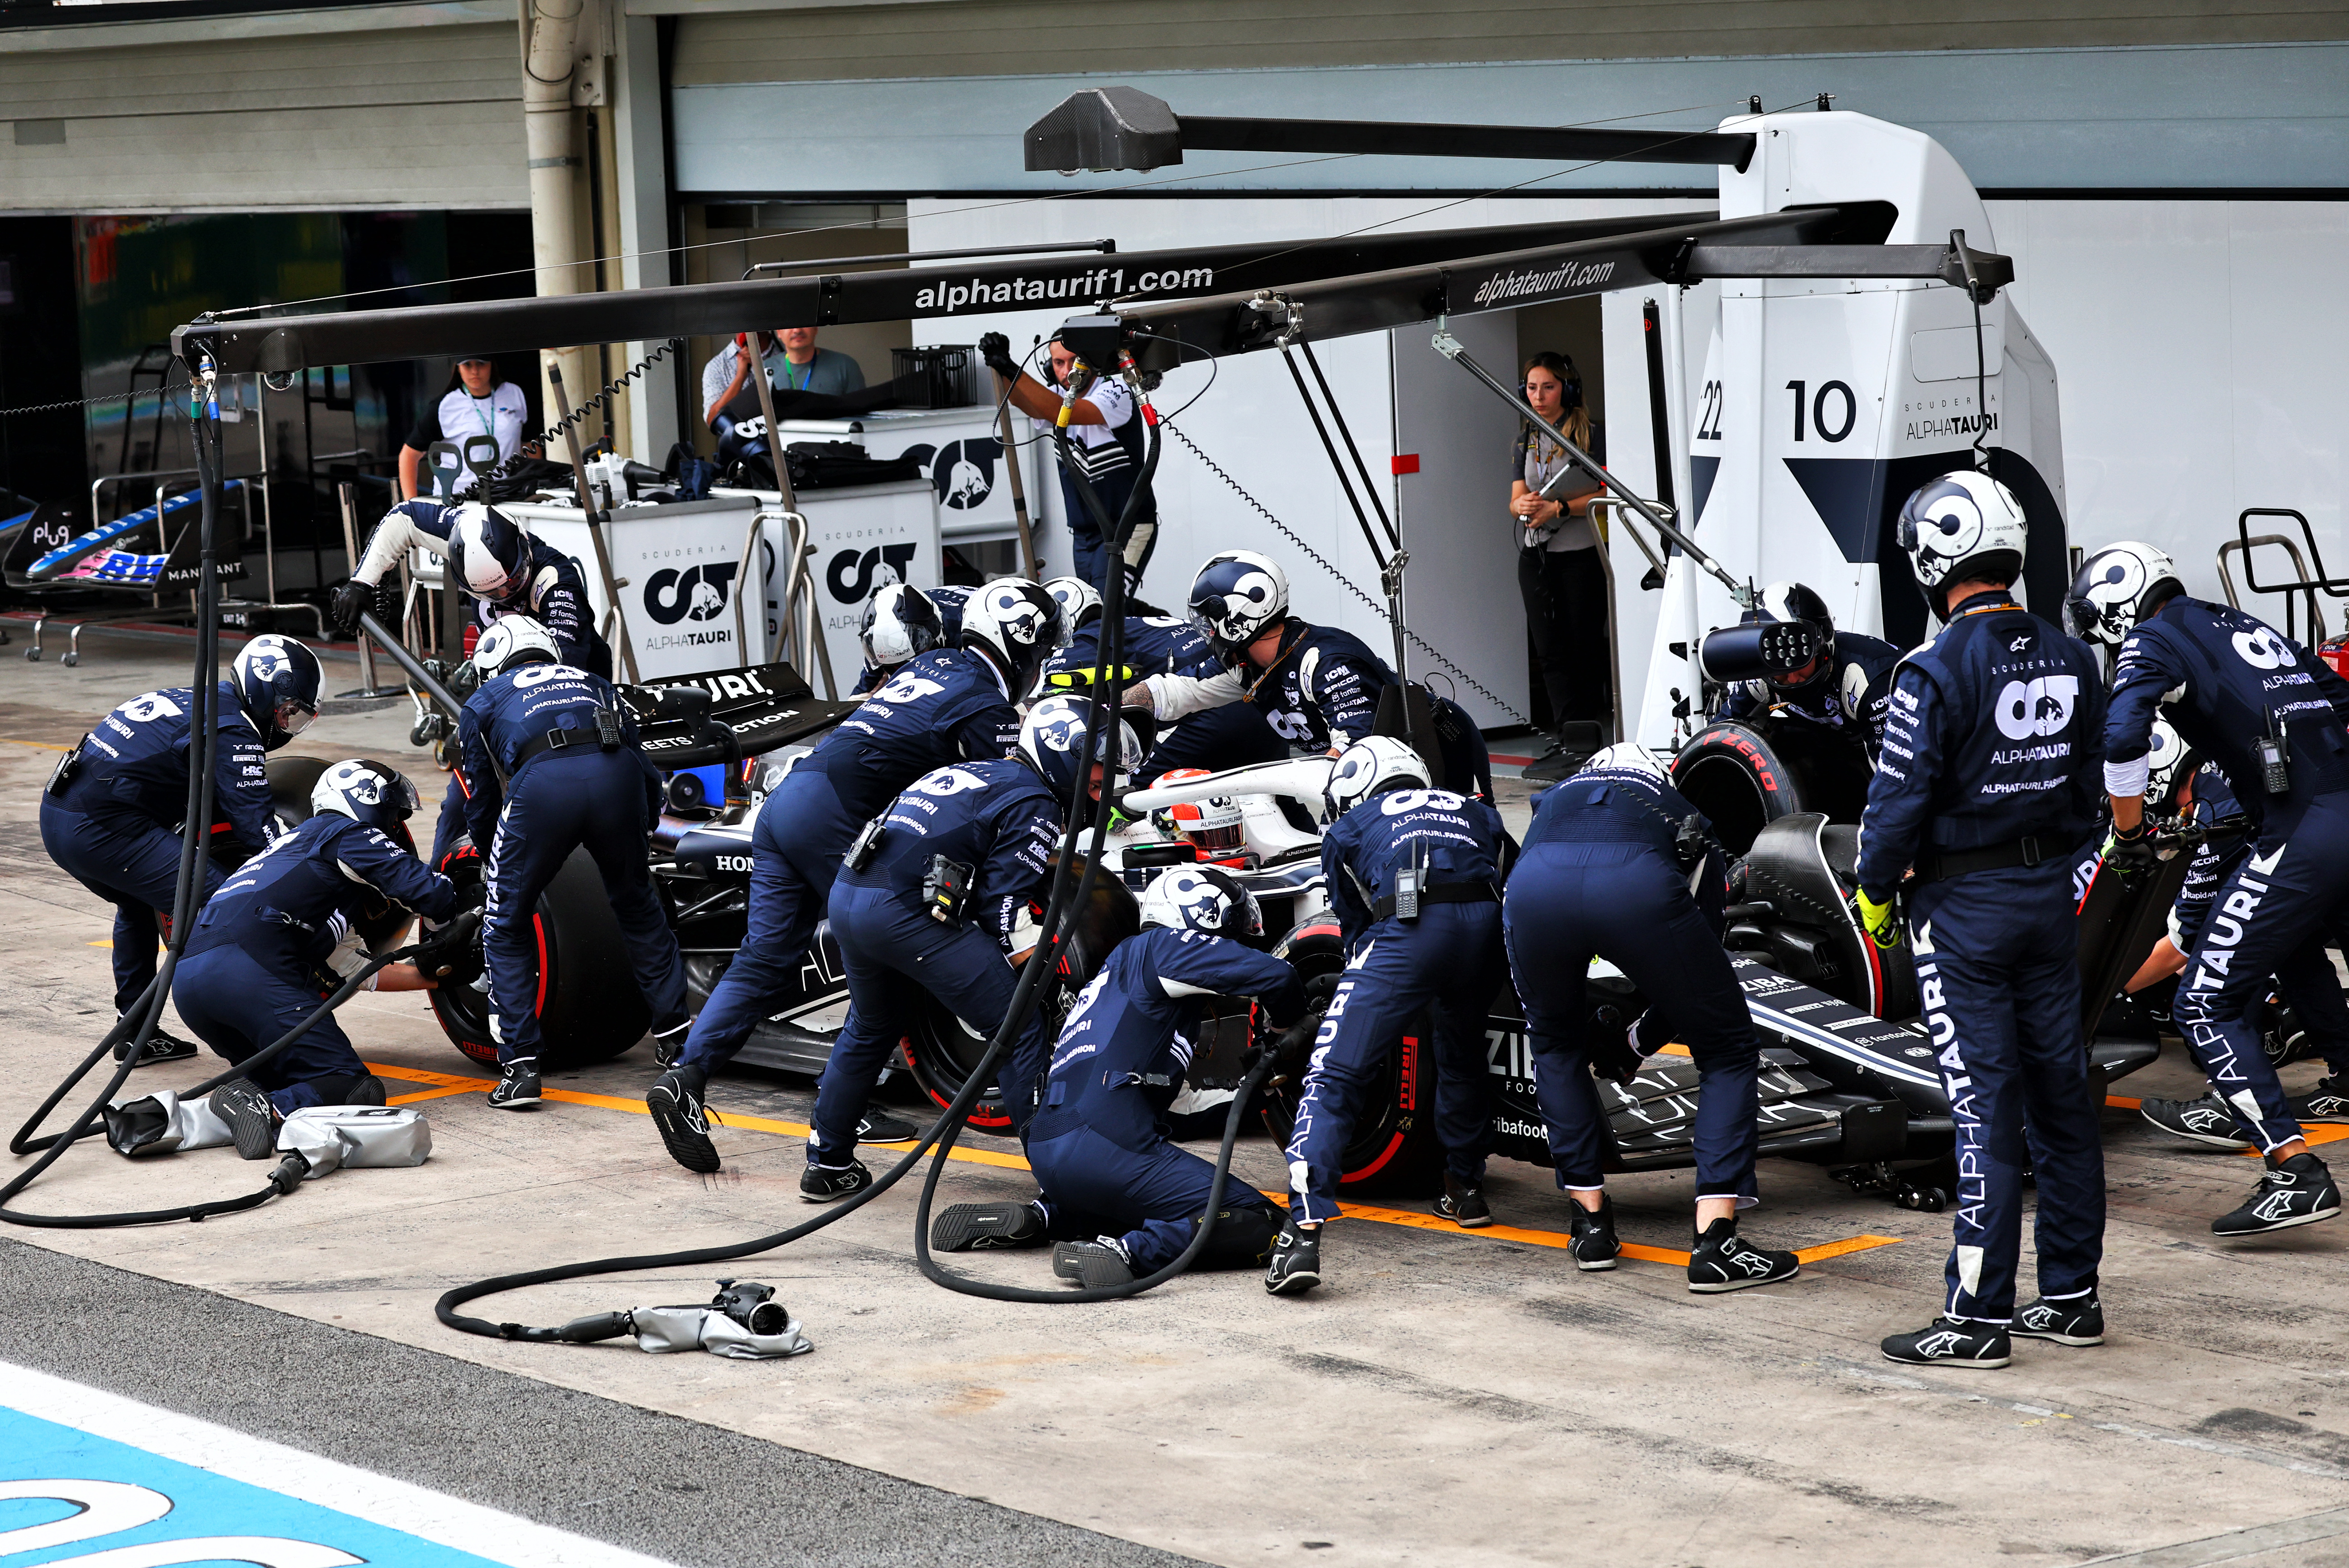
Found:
[0,2,527,213]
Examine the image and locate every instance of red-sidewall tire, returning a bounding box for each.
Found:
[426,846,651,1071]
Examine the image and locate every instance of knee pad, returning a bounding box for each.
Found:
[1193,1203,1281,1270]
[308,1071,387,1108]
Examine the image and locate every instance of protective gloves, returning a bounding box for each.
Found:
[410,908,482,979]
[978,331,1020,383]
[2103,821,2158,873]
[1854,887,1900,950]
[331,578,375,635]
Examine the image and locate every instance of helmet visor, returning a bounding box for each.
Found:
[275,697,318,739]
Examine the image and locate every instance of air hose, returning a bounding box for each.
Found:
[433,371,1164,1339]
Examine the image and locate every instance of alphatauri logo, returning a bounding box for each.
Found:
[645,562,739,625]
[827,544,920,605]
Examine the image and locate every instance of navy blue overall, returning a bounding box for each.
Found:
[812,757,1062,1161]
[2107,597,2349,1148]
[1856,587,2108,1326]
[676,646,1021,1076]
[458,661,684,1065]
[1504,764,1756,1201]
[1027,926,1303,1269]
[175,815,455,1114]
[1285,786,1509,1222]
[39,682,277,1013]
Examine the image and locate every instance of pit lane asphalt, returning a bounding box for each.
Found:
[10,624,2349,1568]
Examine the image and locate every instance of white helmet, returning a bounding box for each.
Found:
[310,757,421,833]
[1323,735,1429,820]
[1017,693,1140,801]
[859,582,945,669]
[1579,742,1671,784]
[1041,575,1103,632]
[961,577,1067,693]
[1187,550,1290,656]
[2065,540,2183,646]
[1895,470,2028,601]
[472,614,559,680]
[1138,864,1263,939]
[2146,716,2190,807]
[447,502,532,603]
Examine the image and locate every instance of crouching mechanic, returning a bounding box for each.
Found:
[459,617,688,1110]
[934,864,1309,1285]
[1716,580,1900,761]
[1506,743,1801,1289]
[2069,539,2349,1234]
[178,760,462,1158]
[40,635,321,1066]
[848,582,973,697]
[645,579,1060,1172]
[330,499,613,864]
[1857,471,2109,1369]
[1266,736,1510,1295]
[795,696,1136,1201]
[1123,552,1495,801]
[1042,575,1286,784]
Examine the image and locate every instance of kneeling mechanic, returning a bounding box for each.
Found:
[1505,743,1801,1289]
[178,760,458,1158]
[934,864,1308,1285]
[460,617,689,1110]
[1268,736,1510,1296]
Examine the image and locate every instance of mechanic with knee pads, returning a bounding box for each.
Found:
[2069,539,2349,1235]
[1122,551,1494,801]
[848,582,971,697]
[2129,759,2349,1145]
[1265,736,1510,1295]
[1715,580,1901,762]
[40,635,320,1066]
[794,696,1134,1201]
[1506,742,1803,1290]
[330,499,613,864]
[177,759,458,1158]
[938,864,1308,1286]
[644,579,1062,1172]
[1857,471,2109,1369]
[1040,575,1285,783]
[458,616,688,1110]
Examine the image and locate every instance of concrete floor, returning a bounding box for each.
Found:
[5,624,2349,1568]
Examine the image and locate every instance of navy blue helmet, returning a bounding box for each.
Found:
[1187,550,1289,660]
[1018,694,1139,802]
[230,635,322,752]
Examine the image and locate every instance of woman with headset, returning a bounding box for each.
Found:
[1509,351,1610,781]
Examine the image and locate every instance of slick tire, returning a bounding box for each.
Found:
[428,846,651,1071]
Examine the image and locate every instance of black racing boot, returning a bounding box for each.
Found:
[1881,1317,2011,1368]
[858,1110,920,1143]
[647,1068,721,1174]
[2287,1076,2349,1125]
[1687,1217,1799,1293]
[486,1058,541,1110]
[2140,1091,2254,1150]
[2213,1151,2342,1236]
[2012,1293,2104,1347]
[931,1200,1049,1252]
[207,1079,280,1161]
[1053,1237,1136,1288]
[799,1158,872,1203]
[116,1024,198,1068]
[1434,1172,1491,1228]
[1568,1197,1621,1272]
[1264,1220,1322,1296]
[650,1015,692,1069]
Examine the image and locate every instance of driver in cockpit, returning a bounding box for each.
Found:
[1712,581,1901,762]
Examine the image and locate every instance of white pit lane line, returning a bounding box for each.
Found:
[0,1361,675,1568]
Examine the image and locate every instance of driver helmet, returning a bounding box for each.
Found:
[1018,693,1140,802]
[229,635,322,752]
[1187,550,1290,662]
[447,502,533,607]
[1745,581,1836,691]
[1895,471,2028,614]
[859,582,945,669]
[472,614,559,680]
[1147,768,1247,858]
[311,757,422,840]
[2065,541,2184,646]
[1138,863,1263,939]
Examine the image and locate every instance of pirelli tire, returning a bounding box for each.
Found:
[426,846,652,1071]
[1256,917,1445,1199]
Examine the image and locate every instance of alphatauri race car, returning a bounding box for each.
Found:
[288,653,2189,1205]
